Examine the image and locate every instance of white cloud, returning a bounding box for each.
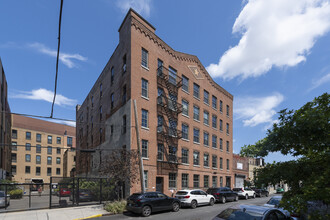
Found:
[116,0,151,17]
[28,42,87,68]
[207,0,330,80]
[48,119,76,127]
[11,88,77,107]
[234,93,284,127]
[308,73,330,91]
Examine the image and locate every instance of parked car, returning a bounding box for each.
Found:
[0,191,10,208]
[212,204,293,220]
[57,188,71,197]
[126,192,180,217]
[206,187,238,203]
[264,195,296,219]
[175,189,215,208]
[232,187,256,199]
[70,189,94,202]
[252,188,269,197]
[276,187,285,194]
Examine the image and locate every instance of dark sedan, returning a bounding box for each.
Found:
[206,187,239,203]
[252,188,269,197]
[126,192,180,217]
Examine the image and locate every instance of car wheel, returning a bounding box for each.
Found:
[172,202,180,212]
[142,205,152,217]
[266,192,269,197]
[209,198,215,206]
[191,200,197,209]
[234,195,238,201]
[253,194,256,199]
[221,196,226,204]
[245,194,248,200]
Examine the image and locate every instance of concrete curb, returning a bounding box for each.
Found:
[73,212,113,220]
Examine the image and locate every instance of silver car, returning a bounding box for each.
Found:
[0,191,10,208]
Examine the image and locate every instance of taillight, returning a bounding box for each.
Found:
[137,199,141,202]
[184,195,190,199]
[215,193,220,196]
[241,188,244,192]
[291,213,300,218]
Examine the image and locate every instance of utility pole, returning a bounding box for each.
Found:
[133,100,145,193]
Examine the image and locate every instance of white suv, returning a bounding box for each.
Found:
[175,189,215,209]
[233,187,256,199]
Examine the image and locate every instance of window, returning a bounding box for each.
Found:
[204,90,209,104]
[212,176,217,187]
[212,115,217,128]
[36,133,41,142]
[36,155,41,164]
[182,75,189,92]
[26,132,31,140]
[141,78,148,98]
[36,167,41,176]
[220,100,223,113]
[226,141,230,152]
[56,157,61,164]
[169,173,176,188]
[220,120,223,131]
[193,151,200,166]
[56,168,61,175]
[203,132,209,146]
[226,105,230,116]
[47,156,52,165]
[111,93,114,109]
[182,99,189,116]
[203,111,209,125]
[141,109,148,128]
[111,67,114,84]
[157,115,163,132]
[193,175,200,188]
[47,168,52,176]
[48,135,52,144]
[100,83,103,97]
[57,137,61,144]
[220,138,223,150]
[11,165,17,174]
[193,105,200,121]
[122,85,127,103]
[99,106,103,120]
[212,96,217,109]
[142,140,148,158]
[12,142,17,151]
[182,174,188,188]
[212,155,217,168]
[36,145,41,153]
[204,175,209,188]
[226,123,230,135]
[227,159,230,170]
[220,177,223,187]
[212,135,217,149]
[141,48,148,68]
[67,137,72,147]
[122,115,127,134]
[144,170,148,188]
[25,154,31,162]
[56,147,61,154]
[11,153,17,163]
[203,153,209,167]
[122,54,127,73]
[100,128,103,143]
[25,143,31,151]
[181,123,189,140]
[168,66,177,85]
[181,148,189,164]
[193,83,200,99]
[12,129,17,139]
[25,166,31,174]
[157,59,163,75]
[220,157,223,169]
[48,146,52,154]
[157,144,164,161]
[169,146,177,162]
[91,96,94,107]
[193,128,200,143]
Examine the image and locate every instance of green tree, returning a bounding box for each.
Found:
[240,93,330,219]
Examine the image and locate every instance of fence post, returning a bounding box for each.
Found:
[49,177,52,209]
[5,184,7,210]
[29,184,31,208]
[99,178,102,204]
[72,177,75,206]
[77,178,80,206]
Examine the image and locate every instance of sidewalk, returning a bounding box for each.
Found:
[0,205,109,220]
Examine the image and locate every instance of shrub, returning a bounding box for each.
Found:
[104,200,127,214]
[9,189,23,199]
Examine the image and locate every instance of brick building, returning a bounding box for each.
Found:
[76,9,234,196]
[0,58,12,180]
[232,154,250,188]
[11,115,76,184]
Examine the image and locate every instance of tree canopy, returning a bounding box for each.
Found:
[240,93,330,219]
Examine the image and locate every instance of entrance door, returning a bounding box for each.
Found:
[156,177,163,193]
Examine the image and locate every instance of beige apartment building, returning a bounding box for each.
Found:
[11,115,76,184]
[76,9,234,196]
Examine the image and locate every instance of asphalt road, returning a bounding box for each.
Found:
[95,195,272,220]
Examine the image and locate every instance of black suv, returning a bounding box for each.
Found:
[206,187,238,203]
[252,188,269,197]
[126,192,180,217]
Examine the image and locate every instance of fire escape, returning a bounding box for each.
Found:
[156,66,183,175]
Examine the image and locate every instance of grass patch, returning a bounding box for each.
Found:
[104,200,127,214]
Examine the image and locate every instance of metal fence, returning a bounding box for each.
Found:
[0,177,119,213]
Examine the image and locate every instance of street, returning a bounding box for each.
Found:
[94,196,272,220]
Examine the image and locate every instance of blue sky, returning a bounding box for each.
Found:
[1,0,329,163]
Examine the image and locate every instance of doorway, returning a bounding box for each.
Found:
[156,177,163,193]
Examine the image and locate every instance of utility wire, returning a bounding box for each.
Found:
[51,0,64,118]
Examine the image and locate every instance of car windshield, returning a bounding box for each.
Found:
[216,208,263,220]
[176,191,188,195]
[129,193,142,199]
[0,191,4,197]
[206,189,218,194]
[233,188,242,192]
[267,198,281,206]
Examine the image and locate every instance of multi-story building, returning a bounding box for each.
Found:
[232,154,249,188]
[0,58,12,180]
[11,115,76,184]
[76,9,234,196]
